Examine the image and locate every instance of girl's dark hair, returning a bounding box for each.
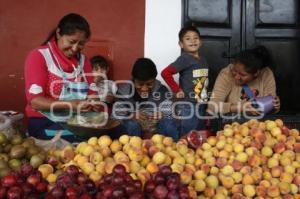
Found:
[90,55,109,70]
[179,25,201,41]
[233,45,273,74]
[42,13,91,45]
[131,58,158,81]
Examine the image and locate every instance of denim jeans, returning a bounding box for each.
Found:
[176,102,207,137]
[157,118,180,141]
[122,119,143,136]
[122,118,180,140]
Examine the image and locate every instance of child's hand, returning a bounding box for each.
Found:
[148,111,162,120]
[176,89,185,98]
[132,111,147,120]
[273,96,280,113]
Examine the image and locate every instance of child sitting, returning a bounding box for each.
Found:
[90,55,117,105]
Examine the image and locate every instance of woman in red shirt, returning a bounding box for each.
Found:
[24,13,97,141]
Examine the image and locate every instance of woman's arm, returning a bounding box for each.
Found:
[207,66,234,114]
[31,96,91,112]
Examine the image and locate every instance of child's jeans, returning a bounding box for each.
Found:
[176,102,207,137]
[122,118,179,140]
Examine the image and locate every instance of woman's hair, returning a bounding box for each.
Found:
[90,55,109,71]
[178,25,201,42]
[233,45,273,74]
[42,13,91,45]
[131,58,158,81]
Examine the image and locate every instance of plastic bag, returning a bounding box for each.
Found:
[32,131,72,150]
[0,113,16,138]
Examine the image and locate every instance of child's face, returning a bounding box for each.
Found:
[179,31,201,55]
[134,78,155,98]
[93,67,108,82]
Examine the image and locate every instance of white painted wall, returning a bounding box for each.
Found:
[144,0,182,83]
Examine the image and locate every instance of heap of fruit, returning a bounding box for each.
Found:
[96,164,144,198]
[0,163,48,199]
[144,165,190,199]
[45,165,96,199]
[1,118,300,198]
[0,133,47,177]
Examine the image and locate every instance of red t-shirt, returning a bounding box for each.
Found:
[24,39,95,117]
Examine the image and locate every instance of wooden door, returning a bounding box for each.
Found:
[245,0,300,113]
[183,0,300,113]
[183,0,242,92]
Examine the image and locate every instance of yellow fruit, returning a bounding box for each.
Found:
[95,162,106,174]
[119,134,130,145]
[146,162,159,173]
[76,155,89,166]
[223,128,233,137]
[87,137,98,146]
[205,175,219,189]
[128,148,144,162]
[129,136,143,148]
[82,145,94,156]
[38,164,54,178]
[194,179,206,192]
[140,156,151,167]
[98,135,112,147]
[114,151,129,162]
[89,151,103,165]
[151,134,164,144]
[152,152,166,165]
[243,185,255,197]
[194,170,207,180]
[233,144,244,153]
[89,171,102,182]
[46,173,57,183]
[76,142,88,153]
[81,162,95,175]
[180,171,192,184]
[110,140,122,153]
[129,161,141,173]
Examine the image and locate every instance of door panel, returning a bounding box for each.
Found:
[246,0,300,112]
[184,0,300,113]
[183,0,242,91]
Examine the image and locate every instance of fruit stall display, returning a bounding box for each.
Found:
[0,118,300,198]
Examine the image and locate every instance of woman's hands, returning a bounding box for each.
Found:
[242,101,261,115]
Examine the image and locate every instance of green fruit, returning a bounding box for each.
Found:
[3,144,12,153]
[0,153,9,162]
[30,154,44,168]
[8,159,22,171]
[0,167,11,178]
[0,159,8,169]
[22,138,35,148]
[0,132,8,145]
[9,145,26,159]
[10,134,23,145]
[26,146,40,158]
[37,151,47,161]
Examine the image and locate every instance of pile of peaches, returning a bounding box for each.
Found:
[1,118,300,198]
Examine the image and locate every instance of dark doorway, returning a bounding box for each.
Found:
[183,0,300,114]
